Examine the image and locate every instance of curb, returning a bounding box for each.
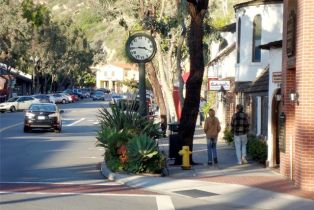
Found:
[100,161,117,181]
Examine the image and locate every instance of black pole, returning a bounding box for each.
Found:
[138,62,147,116]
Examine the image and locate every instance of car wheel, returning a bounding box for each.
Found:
[62,99,66,104]
[10,106,16,112]
[24,126,31,133]
[0,110,5,113]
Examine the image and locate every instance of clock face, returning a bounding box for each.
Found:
[126,33,157,63]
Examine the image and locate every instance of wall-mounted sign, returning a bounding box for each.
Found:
[272,72,282,84]
[209,80,230,91]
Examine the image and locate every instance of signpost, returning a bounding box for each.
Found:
[209,80,230,91]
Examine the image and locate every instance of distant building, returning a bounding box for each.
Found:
[94,63,138,93]
[0,63,32,100]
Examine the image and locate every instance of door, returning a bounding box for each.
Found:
[24,97,35,109]
[17,97,26,110]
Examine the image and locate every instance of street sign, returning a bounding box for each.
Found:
[272,72,282,84]
[209,80,230,91]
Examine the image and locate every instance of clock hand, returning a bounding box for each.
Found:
[130,46,152,52]
[138,46,152,51]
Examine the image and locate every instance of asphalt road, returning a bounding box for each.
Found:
[0,99,247,210]
[0,99,176,210]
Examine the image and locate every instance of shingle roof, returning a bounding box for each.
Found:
[259,40,282,50]
[218,23,236,33]
[246,67,269,93]
[207,43,236,66]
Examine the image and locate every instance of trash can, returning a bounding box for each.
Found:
[168,122,180,159]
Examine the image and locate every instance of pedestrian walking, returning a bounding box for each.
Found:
[203,109,221,165]
[231,104,250,165]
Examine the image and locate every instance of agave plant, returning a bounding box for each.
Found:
[126,134,165,174]
[98,100,162,139]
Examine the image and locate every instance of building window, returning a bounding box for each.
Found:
[252,15,262,62]
[237,18,241,63]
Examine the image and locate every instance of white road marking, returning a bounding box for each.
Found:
[156,195,175,210]
[0,122,23,133]
[0,181,120,186]
[0,191,158,197]
[62,118,78,121]
[65,118,85,127]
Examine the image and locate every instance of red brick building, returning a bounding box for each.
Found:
[281,0,314,191]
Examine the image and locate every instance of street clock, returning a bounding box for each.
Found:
[125,33,157,63]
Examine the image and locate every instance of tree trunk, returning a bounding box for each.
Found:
[177,0,208,163]
[156,35,178,122]
[146,62,168,132]
[176,19,187,108]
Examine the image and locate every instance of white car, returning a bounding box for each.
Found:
[0,96,40,113]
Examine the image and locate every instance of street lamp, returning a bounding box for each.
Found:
[30,55,40,94]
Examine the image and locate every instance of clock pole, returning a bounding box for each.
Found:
[138,62,147,116]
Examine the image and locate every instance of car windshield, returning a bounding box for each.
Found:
[30,104,56,112]
[7,97,19,102]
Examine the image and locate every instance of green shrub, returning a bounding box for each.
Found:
[96,100,164,174]
[247,135,267,165]
[126,134,166,174]
[223,127,233,145]
[98,100,162,139]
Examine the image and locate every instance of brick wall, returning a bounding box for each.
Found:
[282,0,314,191]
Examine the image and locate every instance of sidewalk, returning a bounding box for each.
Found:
[101,125,314,209]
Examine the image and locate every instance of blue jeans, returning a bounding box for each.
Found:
[207,138,217,163]
[234,134,248,163]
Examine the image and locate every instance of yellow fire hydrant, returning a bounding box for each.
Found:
[178,146,192,170]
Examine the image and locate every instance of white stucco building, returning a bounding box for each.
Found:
[94,63,138,93]
[234,0,283,136]
[235,0,283,82]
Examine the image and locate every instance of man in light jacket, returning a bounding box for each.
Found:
[204,109,221,165]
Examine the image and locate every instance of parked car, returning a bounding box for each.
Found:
[92,91,105,101]
[62,93,73,103]
[23,103,63,133]
[50,93,68,104]
[81,88,91,98]
[32,94,52,103]
[72,89,84,98]
[96,88,110,94]
[0,96,40,113]
[111,94,123,102]
[68,93,79,102]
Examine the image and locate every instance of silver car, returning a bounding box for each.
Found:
[0,96,40,113]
